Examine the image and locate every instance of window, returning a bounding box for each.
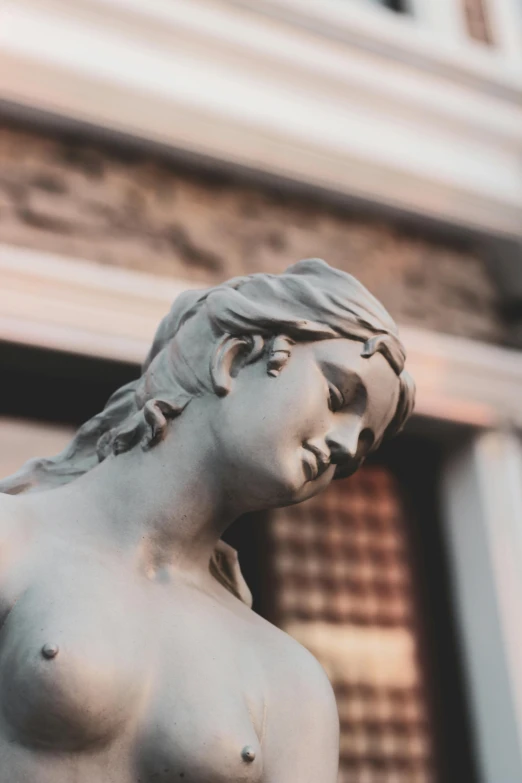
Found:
[369,0,409,12]
[382,0,409,11]
[260,436,479,783]
[0,342,138,481]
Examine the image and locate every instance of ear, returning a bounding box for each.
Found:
[141,399,180,450]
[210,334,264,396]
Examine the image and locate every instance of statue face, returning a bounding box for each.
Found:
[210,337,401,511]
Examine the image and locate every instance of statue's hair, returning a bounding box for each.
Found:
[0,258,414,496]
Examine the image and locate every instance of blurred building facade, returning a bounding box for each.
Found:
[0,1,522,782]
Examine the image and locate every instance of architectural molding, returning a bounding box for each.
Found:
[0,417,73,479]
[486,0,522,63]
[405,0,468,43]
[0,0,521,237]
[1,243,521,428]
[0,245,189,364]
[234,0,522,77]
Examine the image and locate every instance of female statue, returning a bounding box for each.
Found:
[0,258,414,782]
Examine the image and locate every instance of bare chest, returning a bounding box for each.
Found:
[0,550,264,783]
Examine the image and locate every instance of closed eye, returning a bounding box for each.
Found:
[327,383,344,413]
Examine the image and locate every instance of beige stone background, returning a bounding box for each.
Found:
[0,418,73,481]
[0,124,503,345]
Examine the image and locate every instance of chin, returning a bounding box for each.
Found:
[277,469,334,508]
[241,459,333,511]
[235,466,304,511]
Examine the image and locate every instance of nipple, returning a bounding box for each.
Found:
[241,746,256,763]
[41,643,59,660]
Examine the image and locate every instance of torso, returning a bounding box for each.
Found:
[0,502,270,783]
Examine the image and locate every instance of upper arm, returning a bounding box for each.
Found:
[262,639,339,783]
[0,494,23,574]
[0,495,13,542]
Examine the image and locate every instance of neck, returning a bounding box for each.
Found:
[31,406,237,580]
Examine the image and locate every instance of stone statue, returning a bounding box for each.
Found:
[0,259,414,782]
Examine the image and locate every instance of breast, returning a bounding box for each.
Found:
[135,599,265,783]
[0,561,148,752]
[137,699,264,783]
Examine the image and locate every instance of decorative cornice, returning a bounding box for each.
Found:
[0,0,521,237]
[1,243,521,428]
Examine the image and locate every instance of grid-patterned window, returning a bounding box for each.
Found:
[270,465,435,783]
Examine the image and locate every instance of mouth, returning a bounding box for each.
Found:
[302,444,331,482]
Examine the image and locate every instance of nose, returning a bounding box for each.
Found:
[326,420,362,465]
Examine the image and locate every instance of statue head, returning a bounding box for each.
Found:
[0,258,414,509]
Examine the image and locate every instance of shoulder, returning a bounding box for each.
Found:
[256,620,339,780]
[0,493,18,531]
[219,591,338,728]
[0,492,28,545]
[266,621,338,715]
[225,586,334,712]
[246,611,338,724]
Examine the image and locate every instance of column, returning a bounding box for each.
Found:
[441,428,522,782]
[486,0,522,62]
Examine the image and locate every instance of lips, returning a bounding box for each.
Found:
[302,444,330,481]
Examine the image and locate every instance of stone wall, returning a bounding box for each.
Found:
[0,124,504,344]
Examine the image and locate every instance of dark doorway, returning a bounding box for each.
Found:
[0,341,138,427]
[384,0,408,12]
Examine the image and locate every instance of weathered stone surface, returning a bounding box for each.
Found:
[0,124,503,342]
